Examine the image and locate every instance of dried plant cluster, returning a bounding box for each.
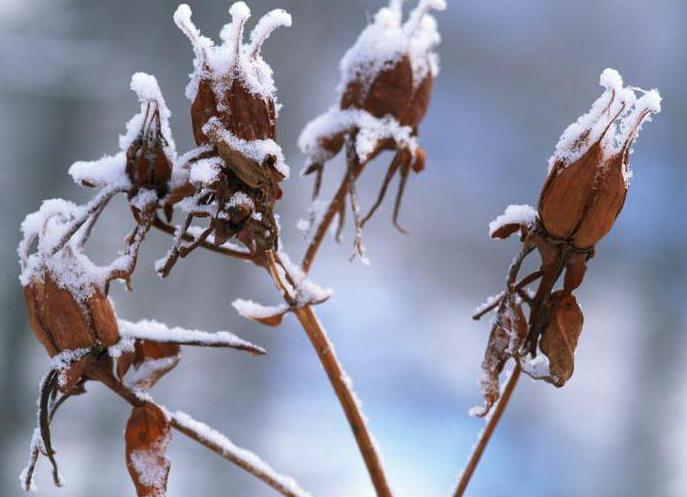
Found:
[15,2,662,497]
[474,69,661,415]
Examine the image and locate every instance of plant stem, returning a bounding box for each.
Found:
[292,304,393,497]
[452,365,521,497]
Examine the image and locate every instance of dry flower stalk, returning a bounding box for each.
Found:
[453,69,661,497]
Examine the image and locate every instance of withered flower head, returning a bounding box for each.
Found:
[539,68,662,250]
[174,2,290,183]
[298,0,444,241]
[19,202,120,364]
[68,72,176,228]
[160,3,292,264]
[473,69,661,416]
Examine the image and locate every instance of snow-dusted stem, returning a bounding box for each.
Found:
[170,414,312,497]
[291,304,393,497]
[452,365,521,497]
[301,149,365,274]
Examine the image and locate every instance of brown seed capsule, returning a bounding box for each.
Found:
[539,69,661,250]
[174,3,289,168]
[538,291,584,387]
[126,102,172,197]
[23,271,118,357]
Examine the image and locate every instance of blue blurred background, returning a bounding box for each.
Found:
[1,1,685,496]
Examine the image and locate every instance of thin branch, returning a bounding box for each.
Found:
[170,412,313,497]
[453,365,521,497]
[472,270,543,320]
[153,215,255,261]
[48,185,126,257]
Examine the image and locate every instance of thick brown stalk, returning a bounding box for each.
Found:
[292,304,393,497]
[453,365,521,497]
[265,251,393,497]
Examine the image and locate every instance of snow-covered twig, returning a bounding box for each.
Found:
[118,318,266,355]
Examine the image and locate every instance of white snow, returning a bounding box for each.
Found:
[232,299,289,322]
[130,448,169,495]
[203,117,289,178]
[520,354,552,381]
[548,68,661,177]
[18,192,128,300]
[125,357,180,389]
[298,107,418,168]
[69,152,129,189]
[338,0,444,93]
[473,292,505,318]
[188,156,224,185]
[276,251,333,306]
[488,204,537,238]
[170,410,314,497]
[174,3,290,105]
[118,318,265,354]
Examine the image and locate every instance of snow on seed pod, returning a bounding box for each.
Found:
[174,2,291,186]
[539,68,661,250]
[297,0,444,240]
[125,73,175,199]
[19,203,120,361]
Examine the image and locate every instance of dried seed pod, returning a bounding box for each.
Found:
[169,3,292,258]
[298,0,445,239]
[538,291,584,387]
[339,0,444,128]
[125,402,171,497]
[23,270,118,358]
[174,3,290,182]
[68,72,176,202]
[539,69,662,249]
[125,75,174,198]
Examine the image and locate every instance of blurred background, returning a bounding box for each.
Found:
[1,1,686,496]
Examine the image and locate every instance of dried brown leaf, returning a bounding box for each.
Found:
[539,291,584,387]
[125,402,171,497]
